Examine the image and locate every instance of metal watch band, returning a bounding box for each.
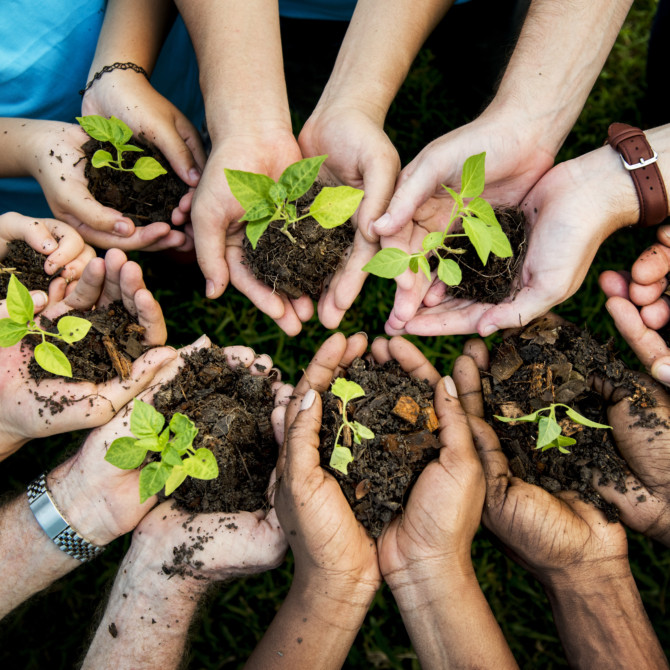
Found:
[27,473,105,563]
[607,122,669,227]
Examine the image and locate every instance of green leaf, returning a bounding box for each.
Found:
[7,274,34,324]
[309,185,364,229]
[460,152,486,199]
[224,168,275,211]
[436,257,462,286]
[139,461,171,503]
[132,156,167,181]
[279,155,327,201]
[269,182,288,206]
[422,231,444,252]
[240,201,274,223]
[130,399,165,439]
[489,226,513,259]
[170,413,199,453]
[351,422,374,441]
[56,315,91,343]
[441,185,463,210]
[119,144,143,153]
[105,437,147,469]
[91,149,114,169]
[109,116,133,146]
[135,436,161,451]
[331,378,366,405]
[161,444,184,467]
[563,407,612,430]
[286,203,297,220]
[34,341,72,377]
[536,416,563,449]
[417,256,432,281]
[462,216,492,265]
[329,445,354,475]
[182,448,219,480]
[246,216,273,249]
[76,115,115,143]
[466,197,499,227]
[158,427,170,450]
[555,435,577,454]
[164,466,188,496]
[363,248,411,278]
[409,256,419,273]
[0,319,28,347]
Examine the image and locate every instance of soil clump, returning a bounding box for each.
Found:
[0,240,52,294]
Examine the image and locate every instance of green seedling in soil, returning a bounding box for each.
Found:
[0,274,91,377]
[495,403,612,454]
[329,378,375,475]
[363,152,512,286]
[105,399,218,503]
[76,115,167,181]
[224,155,364,248]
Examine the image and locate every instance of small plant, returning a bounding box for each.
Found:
[329,378,375,475]
[0,274,91,377]
[495,403,612,454]
[225,155,364,248]
[105,399,218,503]
[363,152,512,286]
[76,115,168,181]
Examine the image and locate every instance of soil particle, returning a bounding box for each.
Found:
[0,240,52,294]
[242,184,354,300]
[82,137,188,226]
[152,346,277,514]
[320,356,440,537]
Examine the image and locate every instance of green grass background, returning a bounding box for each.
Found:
[1,1,669,667]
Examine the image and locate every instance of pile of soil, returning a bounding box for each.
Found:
[152,346,277,514]
[0,240,52,294]
[242,184,354,300]
[482,317,657,521]
[446,206,527,304]
[320,357,440,537]
[27,301,148,385]
[81,137,188,225]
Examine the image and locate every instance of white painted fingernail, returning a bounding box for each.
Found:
[444,375,458,398]
[192,334,209,347]
[205,279,215,298]
[301,388,316,410]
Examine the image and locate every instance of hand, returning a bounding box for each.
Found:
[22,120,183,251]
[600,270,670,386]
[395,143,639,336]
[299,106,400,329]
[0,249,169,459]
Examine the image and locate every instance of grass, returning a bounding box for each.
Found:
[0,1,666,668]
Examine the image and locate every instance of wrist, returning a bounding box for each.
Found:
[541,556,633,596]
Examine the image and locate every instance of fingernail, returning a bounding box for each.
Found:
[480,324,497,337]
[605,302,613,315]
[114,221,132,236]
[444,375,458,398]
[189,168,201,183]
[373,213,392,233]
[192,334,209,347]
[301,388,316,410]
[355,331,368,339]
[205,280,216,298]
[42,238,57,253]
[655,364,670,384]
[31,291,48,308]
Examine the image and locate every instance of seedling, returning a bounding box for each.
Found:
[76,115,167,181]
[495,403,612,454]
[329,378,375,475]
[105,399,218,503]
[363,152,512,286]
[0,274,91,377]
[224,155,364,248]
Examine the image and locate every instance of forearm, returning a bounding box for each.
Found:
[174,0,290,140]
[245,569,378,669]
[389,561,517,669]
[0,118,61,178]
[544,566,668,669]
[316,0,451,123]
[486,0,633,157]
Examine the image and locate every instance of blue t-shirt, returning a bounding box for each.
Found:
[278,0,470,21]
[0,0,203,217]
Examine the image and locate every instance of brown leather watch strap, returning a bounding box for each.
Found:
[607,122,668,227]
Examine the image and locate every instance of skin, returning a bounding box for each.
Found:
[452,339,668,669]
[0,249,169,460]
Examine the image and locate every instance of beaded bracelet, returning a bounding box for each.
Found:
[79,61,150,96]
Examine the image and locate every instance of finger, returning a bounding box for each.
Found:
[629,276,668,307]
[640,296,670,330]
[631,244,670,286]
[41,221,89,275]
[71,221,174,251]
[334,332,369,378]
[463,338,489,371]
[134,288,167,346]
[370,336,391,363]
[404,300,493,337]
[98,248,129,306]
[192,206,230,299]
[452,354,485,418]
[468,415,511,511]
[389,267,433,324]
[153,118,204,188]
[61,257,106,311]
[272,384,294,455]
[387,336,441,388]
[285,388,324,480]
[0,290,48,317]
[598,270,631,300]
[173,190,194,226]
[356,153,400,242]
[290,295,314,323]
[423,279,448,307]
[476,286,552,337]
[250,353,274,376]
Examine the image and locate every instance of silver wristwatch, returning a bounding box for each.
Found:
[27,473,105,563]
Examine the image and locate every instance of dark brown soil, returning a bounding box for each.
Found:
[446,206,527,304]
[27,301,148,385]
[482,317,657,521]
[320,357,440,537]
[81,137,188,225]
[0,240,52,294]
[242,184,355,300]
[152,346,277,514]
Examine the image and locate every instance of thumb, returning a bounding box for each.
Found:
[284,388,324,479]
[357,155,399,243]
